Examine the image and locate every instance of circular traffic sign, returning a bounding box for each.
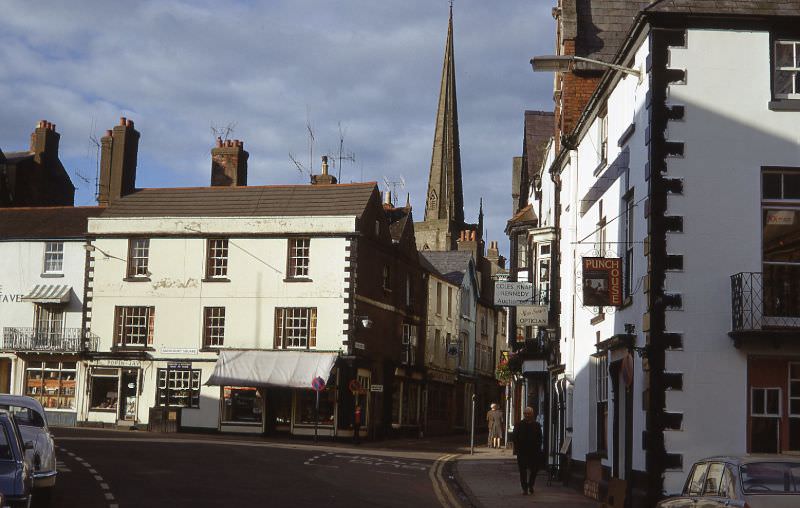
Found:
[348,379,362,394]
[312,376,326,392]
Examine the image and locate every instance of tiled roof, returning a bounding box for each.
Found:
[99,183,378,218]
[645,0,800,15]
[420,250,473,286]
[574,1,653,61]
[524,111,554,181]
[0,206,105,239]
[507,204,538,227]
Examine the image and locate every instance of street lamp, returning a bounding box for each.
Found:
[530,55,642,82]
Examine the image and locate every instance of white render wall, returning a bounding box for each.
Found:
[659,28,800,493]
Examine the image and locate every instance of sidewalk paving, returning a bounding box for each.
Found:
[454,446,600,508]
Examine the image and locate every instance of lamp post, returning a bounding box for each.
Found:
[530,55,642,83]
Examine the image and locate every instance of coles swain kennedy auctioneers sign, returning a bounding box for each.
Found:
[582,257,622,307]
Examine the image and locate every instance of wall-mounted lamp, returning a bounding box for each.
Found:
[83,243,125,262]
[354,316,373,330]
[531,55,643,84]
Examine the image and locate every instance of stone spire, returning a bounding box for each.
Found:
[423,6,464,225]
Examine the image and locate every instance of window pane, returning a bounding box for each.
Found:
[719,467,736,499]
[763,173,781,199]
[687,463,709,495]
[785,174,800,199]
[703,463,724,496]
[792,363,800,379]
[752,389,765,415]
[763,209,800,263]
[775,70,794,96]
[791,399,800,416]
[766,389,780,415]
[776,42,794,67]
[790,419,800,451]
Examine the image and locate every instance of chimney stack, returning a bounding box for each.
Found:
[311,155,338,185]
[211,138,248,187]
[29,120,60,166]
[98,117,140,206]
[383,190,392,206]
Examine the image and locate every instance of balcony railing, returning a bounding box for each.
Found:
[731,272,800,333]
[1,328,99,353]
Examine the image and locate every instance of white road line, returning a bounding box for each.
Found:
[100,483,110,490]
[305,463,339,468]
[104,492,115,500]
[61,445,118,508]
[375,470,414,477]
[88,468,98,474]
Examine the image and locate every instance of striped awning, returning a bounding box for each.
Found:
[21,284,72,304]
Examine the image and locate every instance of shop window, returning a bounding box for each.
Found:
[203,307,225,348]
[294,389,335,426]
[274,307,317,349]
[205,238,228,279]
[25,361,76,410]
[43,241,63,273]
[126,238,150,278]
[114,306,155,347]
[287,238,310,279]
[89,368,120,411]
[156,369,200,408]
[356,371,370,427]
[222,387,262,424]
[790,363,800,451]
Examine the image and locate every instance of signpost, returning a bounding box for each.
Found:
[582,257,622,307]
[493,281,534,306]
[311,376,326,443]
[516,305,548,327]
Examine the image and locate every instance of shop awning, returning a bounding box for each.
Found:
[206,350,338,389]
[21,284,72,304]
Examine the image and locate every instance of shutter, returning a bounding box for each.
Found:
[309,308,317,348]
[114,307,123,346]
[274,308,283,349]
[147,307,155,345]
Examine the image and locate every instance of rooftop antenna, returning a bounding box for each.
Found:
[288,108,315,180]
[87,118,101,201]
[211,122,236,143]
[382,176,406,207]
[323,121,357,181]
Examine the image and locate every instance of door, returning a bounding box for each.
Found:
[119,369,139,421]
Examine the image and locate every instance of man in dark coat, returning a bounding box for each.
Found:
[512,406,543,495]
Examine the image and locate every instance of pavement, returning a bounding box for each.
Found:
[453,446,600,508]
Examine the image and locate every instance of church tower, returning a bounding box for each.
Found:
[415,7,466,252]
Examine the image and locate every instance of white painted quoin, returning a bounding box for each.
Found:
[530,5,800,506]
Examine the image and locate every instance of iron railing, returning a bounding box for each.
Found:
[1,327,99,352]
[731,272,800,332]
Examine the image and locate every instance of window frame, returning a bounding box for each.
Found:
[205,238,229,279]
[126,238,150,279]
[42,241,64,274]
[773,39,800,100]
[114,306,155,348]
[435,282,442,315]
[593,354,609,453]
[751,386,782,417]
[156,368,201,408]
[287,238,310,279]
[623,190,635,299]
[202,306,226,348]
[274,307,317,350]
[401,324,417,366]
[382,265,392,291]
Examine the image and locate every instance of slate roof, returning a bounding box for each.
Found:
[645,0,800,15]
[573,1,653,61]
[420,250,473,286]
[524,111,555,181]
[0,206,105,239]
[99,183,378,218]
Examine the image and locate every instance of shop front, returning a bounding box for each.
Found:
[424,369,455,435]
[391,368,424,435]
[22,356,81,426]
[84,359,143,426]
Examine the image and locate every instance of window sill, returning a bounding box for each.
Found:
[283,277,312,283]
[592,160,608,177]
[199,347,223,353]
[768,99,800,111]
[202,277,230,283]
[40,273,64,278]
[123,277,151,282]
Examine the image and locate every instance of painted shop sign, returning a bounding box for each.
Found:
[766,210,795,226]
[582,257,622,307]
[494,282,534,306]
[88,359,141,367]
[516,305,548,327]
[0,285,24,303]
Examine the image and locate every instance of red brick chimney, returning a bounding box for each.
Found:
[29,120,60,166]
[211,138,248,187]
[98,117,139,205]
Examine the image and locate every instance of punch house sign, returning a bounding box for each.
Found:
[493,282,534,306]
[582,257,622,307]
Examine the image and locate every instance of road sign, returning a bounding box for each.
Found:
[516,305,548,326]
[348,379,362,394]
[370,384,383,393]
[311,376,326,392]
[492,272,510,282]
[494,281,534,306]
[167,361,191,370]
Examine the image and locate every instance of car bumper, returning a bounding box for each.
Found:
[33,469,57,488]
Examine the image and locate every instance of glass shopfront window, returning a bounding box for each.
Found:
[156,369,200,408]
[222,387,262,424]
[89,368,120,410]
[25,361,77,410]
[295,389,335,426]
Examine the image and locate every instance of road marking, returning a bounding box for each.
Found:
[100,483,110,490]
[104,492,115,500]
[94,475,103,481]
[60,445,119,508]
[429,454,460,508]
[304,463,339,468]
[375,470,414,477]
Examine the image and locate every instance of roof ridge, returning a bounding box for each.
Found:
[135,182,378,192]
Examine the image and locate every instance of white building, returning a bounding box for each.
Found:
[525,1,800,506]
[0,206,103,426]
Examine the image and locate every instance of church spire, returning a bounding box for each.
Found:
[423,7,464,225]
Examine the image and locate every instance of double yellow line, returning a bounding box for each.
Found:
[429,454,461,508]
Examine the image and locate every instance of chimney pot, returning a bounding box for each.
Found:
[105,130,113,138]
[383,190,392,206]
[51,123,56,131]
[216,137,223,147]
[120,117,127,126]
[126,119,134,128]
[321,155,329,176]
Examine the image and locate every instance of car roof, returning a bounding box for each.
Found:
[698,455,800,466]
[0,395,46,414]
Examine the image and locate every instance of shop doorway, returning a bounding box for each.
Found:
[0,359,11,394]
[119,369,139,422]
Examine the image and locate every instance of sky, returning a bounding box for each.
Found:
[0,0,556,256]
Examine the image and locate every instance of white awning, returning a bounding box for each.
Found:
[206,350,338,389]
[21,284,72,304]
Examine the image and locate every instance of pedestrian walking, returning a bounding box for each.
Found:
[486,403,503,449]
[353,404,362,444]
[512,406,542,495]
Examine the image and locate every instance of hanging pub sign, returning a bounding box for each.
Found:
[582,257,622,307]
[516,305,548,327]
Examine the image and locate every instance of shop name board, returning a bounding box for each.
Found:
[89,359,140,367]
[582,257,622,307]
[168,361,191,370]
[493,282,534,306]
[0,285,24,303]
[766,210,795,225]
[516,305,548,327]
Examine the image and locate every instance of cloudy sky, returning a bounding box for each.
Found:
[0,0,555,255]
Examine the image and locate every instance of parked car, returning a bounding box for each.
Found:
[657,455,800,508]
[0,396,56,495]
[0,410,33,508]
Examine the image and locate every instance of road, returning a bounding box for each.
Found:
[43,429,463,508]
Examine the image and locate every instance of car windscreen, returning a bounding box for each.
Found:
[740,462,800,494]
[0,405,45,428]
